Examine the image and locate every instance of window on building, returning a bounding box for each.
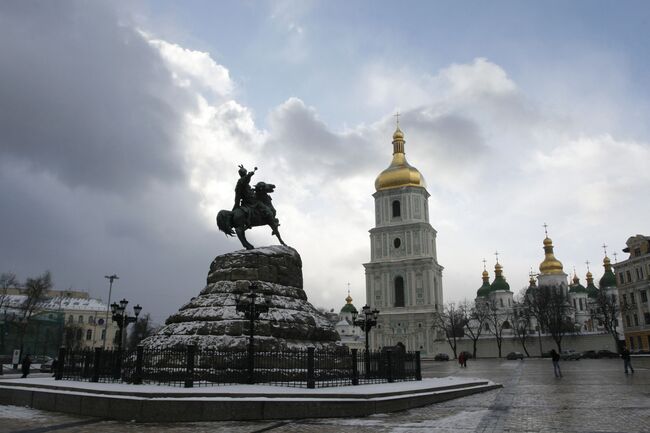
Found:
[78,315,83,324]
[611,294,617,304]
[98,318,105,325]
[626,270,632,283]
[393,238,401,249]
[634,247,641,257]
[392,200,401,218]
[76,329,82,340]
[579,298,584,311]
[637,336,643,349]
[631,293,636,305]
[508,298,511,306]
[634,314,639,326]
[86,329,92,340]
[88,316,95,324]
[394,276,405,307]
[644,312,650,325]
[623,294,628,305]
[573,299,577,309]
[626,315,631,327]
[630,337,635,350]
[640,267,645,279]
[68,315,74,323]
[641,291,648,303]
[101,329,106,340]
[485,323,490,331]
[500,298,504,308]
[636,268,642,280]
[619,272,625,284]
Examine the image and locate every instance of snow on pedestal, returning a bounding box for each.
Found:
[142,245,340,351]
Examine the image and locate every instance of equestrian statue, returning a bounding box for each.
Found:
[216,164,287,250]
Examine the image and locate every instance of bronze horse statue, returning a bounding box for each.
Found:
[216,181,287,250]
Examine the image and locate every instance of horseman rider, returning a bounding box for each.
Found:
[233,165,276,229]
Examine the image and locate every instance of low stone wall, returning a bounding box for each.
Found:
[431,333,619,358]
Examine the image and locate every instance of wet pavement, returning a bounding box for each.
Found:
[1,357,648,433]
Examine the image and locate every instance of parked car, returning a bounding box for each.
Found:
[597,350,619,359]
[40,358,55,373]
[434,353,449,361]
[506,352,524,360]
[581,350,599,359]
[560,350,582,360]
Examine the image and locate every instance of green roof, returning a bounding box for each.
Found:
[569,282,587,294]
[476,281,491,297]
[490,276,510,292]
[586,282,599,299]
[599,270,617,288]
[340,303,357,314]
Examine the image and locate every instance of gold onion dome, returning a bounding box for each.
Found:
[539,237,565,275]
[375,126,426,191]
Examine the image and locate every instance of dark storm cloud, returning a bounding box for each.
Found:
[0,1,194,193]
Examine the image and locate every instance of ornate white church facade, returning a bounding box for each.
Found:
[363,125,444,355]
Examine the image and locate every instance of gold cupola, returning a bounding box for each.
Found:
[375,125,426,191]
[539,237,565,275]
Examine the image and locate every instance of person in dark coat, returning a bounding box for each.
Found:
[458,352,465,367]
[550,349,562,377]
[20,354,32,378]
[621,347,634,374]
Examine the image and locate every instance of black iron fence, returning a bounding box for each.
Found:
[55,346,421,388]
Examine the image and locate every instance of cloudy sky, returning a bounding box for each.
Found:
[1,1,649,324]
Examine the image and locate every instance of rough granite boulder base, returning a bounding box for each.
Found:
[142,245,340,351]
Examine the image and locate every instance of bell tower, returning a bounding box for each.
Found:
[363,122,443,355]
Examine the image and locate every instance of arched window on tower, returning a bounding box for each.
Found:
[394,276,405,307]
[392,200,401,218]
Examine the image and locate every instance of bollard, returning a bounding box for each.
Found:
[415,351,422,381]
[306,347,315,389]
[133,345,144,385]
[351,348,359,386]
[92,348,102,382]
[55,347,66,380]
[185,344,196,388]
[386,349,393,383]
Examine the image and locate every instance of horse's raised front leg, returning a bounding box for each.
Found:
[236,228,255,250]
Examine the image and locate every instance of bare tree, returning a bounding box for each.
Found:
[0,272,19,310]
[126,313,159,351]
[432,302,466,359]
[590,290,628,352]
[459,300,489,359]
[525,284,575,353]
[63,323,84,351]
[485,298,512,358]
[512,290,533,357]
[17,271,52,357]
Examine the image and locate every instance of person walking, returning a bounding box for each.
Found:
[20,354,32,378]
[461,352,468,368]
[458,352,465,368]
[550,349,562,377]
[621,347,635,374]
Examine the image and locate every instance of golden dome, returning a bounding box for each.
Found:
[539,237,565,275]
[375,126,426,191]
[482,269,489,279]
[345,293,353,304]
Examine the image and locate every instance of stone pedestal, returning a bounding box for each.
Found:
[143,246,339,351]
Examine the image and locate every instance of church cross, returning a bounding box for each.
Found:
[602,243,608,256]
[346,282,351,296]
[482,258,487,271]
[585,260,591,272]
[613,252,618,263]
[542,223,548,237]
[494,251,500,264]
[394,111,401,127]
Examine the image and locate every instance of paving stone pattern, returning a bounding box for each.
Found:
[1,358,648,433]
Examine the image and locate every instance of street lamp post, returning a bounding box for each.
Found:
[110,298,142,352]
[235,283,271,384]
[352,304,380,376]
[102,274,119,350]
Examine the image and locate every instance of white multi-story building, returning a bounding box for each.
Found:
[364,125,444,355]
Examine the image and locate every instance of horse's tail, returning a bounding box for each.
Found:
[216,210,235,237]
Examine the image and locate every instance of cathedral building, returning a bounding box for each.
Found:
[363,125,444,355]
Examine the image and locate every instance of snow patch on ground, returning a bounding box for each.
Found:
[0,405,49,420]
